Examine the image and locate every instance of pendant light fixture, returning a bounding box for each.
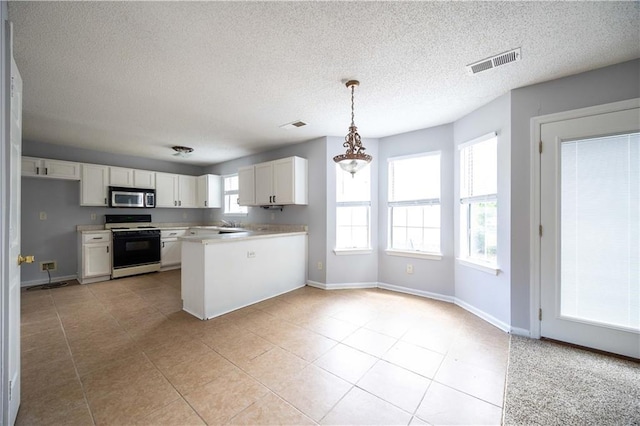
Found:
[333,80,372,176]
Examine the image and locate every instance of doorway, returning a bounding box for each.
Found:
[537,103,639,359]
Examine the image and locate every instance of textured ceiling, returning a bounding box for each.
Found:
[8,1,640,166]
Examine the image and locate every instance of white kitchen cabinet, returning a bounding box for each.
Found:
[197,174,222,208]
[238,166,255,206]
[161,228,187,270]
[178,175,197,208]
[251,156,308,206]
[155,172,197,207]
[78,231,111,284]
[133,169,155,189]
[22,156,80,180]
[80,164,109,206]
[109,166,134,187]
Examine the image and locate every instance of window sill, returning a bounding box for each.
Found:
[457,258,500,275]
[333,248,374,256]
[223,213,248,217]
[385,249,442,260]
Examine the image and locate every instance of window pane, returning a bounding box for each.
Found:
[389,154,440,202]
[460,137,497,198]
[224,175,239,191]
[560,133,639,330]
[467,201,497,263]
[337,164,370,202]
[336,206,370,249]
[390,204,440,253]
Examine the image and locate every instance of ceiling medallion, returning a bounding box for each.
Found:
[333,80,372,176]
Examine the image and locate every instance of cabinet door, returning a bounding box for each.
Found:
[238,166,256,206]
[81,164,109,206]
[272,158,295,205]
[161,239,181,266]
[197,175,222,208]
[83,243,111,278]
[156,173,178,207]
[109,166,134,187]
[254,162,274,205]
[133,170,155,189]
[178,175,197,208]
[44,159,81,180]
[21,157,41,177]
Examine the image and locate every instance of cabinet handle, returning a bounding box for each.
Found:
[92,237,101,240]
[269,196,272,203]
[237,198,240,205]
[170,232,177,236]
[106,246,109,253]
[205,200,207,207]
[45,167,48,175]
[273,195,276,203]
[104,198,107,205]
[179,200,182,206]
[174,200,177,206]
[36,167,40,175]
[162,242,165,248]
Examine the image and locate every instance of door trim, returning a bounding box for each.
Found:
[529,98,640,339]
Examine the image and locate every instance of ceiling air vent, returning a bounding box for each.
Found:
[466,48,521,75]
[279,120,308,130]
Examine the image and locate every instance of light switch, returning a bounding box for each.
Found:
[90,213,97,221]
[39,212,47,220]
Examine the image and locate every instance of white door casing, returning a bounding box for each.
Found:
[538,104,639,358]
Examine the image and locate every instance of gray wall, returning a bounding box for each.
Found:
[204,137,328,284]
[21,140,207,284]
[453,93,511,326]
[509,58,640,330]
[377,124,455,297]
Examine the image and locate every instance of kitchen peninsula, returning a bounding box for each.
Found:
[180,228,308,320]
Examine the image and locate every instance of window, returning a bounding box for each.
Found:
[459,133,497,266]
[336,164,371,250]
[223,174,248,215]
[388,153,441,255]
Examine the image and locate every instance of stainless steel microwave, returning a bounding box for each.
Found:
[108,186,155,208]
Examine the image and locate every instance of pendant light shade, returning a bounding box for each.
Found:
[333,80,372,176]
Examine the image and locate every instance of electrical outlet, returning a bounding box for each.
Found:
[40,261,56,272]
[271,213,275,220]
[247,251,256,258]
[406,264,414,274]
[317,261,323,270]
[90,213,97,221]
[39,212,47,220]
[183,212,188,219]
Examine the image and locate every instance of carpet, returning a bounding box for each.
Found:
[503,336,640,425]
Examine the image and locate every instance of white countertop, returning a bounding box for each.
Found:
[179,231,307,244]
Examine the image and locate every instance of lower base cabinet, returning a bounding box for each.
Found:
[78,231,112,284]
[161,229,187,270]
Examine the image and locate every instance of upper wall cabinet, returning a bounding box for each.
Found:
[240,156,308,206]
[80,164,108,206]
[108,167,156,189]
[22,156,80,180]
[238,166,256,206]
[156,173,198,208]
[197,175,222,208]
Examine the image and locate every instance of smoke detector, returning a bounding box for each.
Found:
[466,48,521,75]
[172,145,194,157]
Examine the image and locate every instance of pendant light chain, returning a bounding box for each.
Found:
[351,84,355,127]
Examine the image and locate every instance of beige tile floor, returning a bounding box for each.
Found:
[18,270,509,425]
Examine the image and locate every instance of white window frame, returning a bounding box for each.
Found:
[223,173,248,216]
[457,132,499,274]
[386,151,442,260]
[335,164,372,253]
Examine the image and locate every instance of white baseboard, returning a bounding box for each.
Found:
[510,327,531,337]
[21,274,77,288]
[377,282,455,303]
[306,280,377,290]
[454,298,511,333]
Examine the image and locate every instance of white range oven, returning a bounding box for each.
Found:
[105,214,161,278]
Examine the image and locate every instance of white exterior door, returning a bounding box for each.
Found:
[3,22,23,424]
[540,106,640,359]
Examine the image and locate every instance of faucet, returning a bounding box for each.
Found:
[221,219,236,228]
